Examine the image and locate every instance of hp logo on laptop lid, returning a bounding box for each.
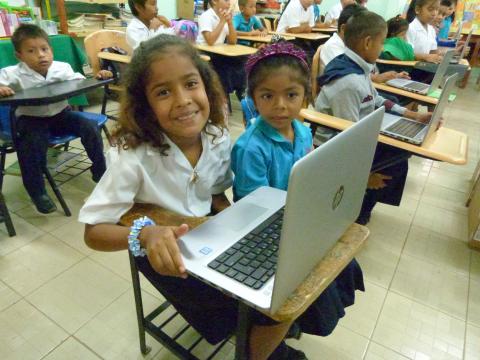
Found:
[332,185,344,210]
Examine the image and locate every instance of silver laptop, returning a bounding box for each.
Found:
[381,73,457,145]
[451,25,477,64]
[386,50,454,95]
[450,20,464,42]
[178,108,384,314]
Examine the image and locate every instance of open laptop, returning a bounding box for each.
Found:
[178,108,384,314]
[381,73,457,145]
[386,50,454,95]
[450,25,477,64]
[450,20,464,43]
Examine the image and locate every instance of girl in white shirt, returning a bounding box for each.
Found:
[126,0,175,50]
[79,35,294,359]
[406,0,443,63]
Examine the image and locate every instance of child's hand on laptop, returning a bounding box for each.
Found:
[96,70,114,80]
[372,71,410,83]
[140,224,190,278]
[405,110,432,123]
[424,53,443,64]
[0,86,15,97]
[367,173,392,190]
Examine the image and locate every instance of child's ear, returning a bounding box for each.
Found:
[364,35,372,50]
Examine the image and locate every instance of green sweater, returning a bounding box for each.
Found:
[381,37,415,61]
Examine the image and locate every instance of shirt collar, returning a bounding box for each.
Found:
[412,17,428,33]
[130,17,149,30]
[255,116,308,144]
[18,61,47,78]
[344,48,374,74]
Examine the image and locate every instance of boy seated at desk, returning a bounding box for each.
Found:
[0,24,112,214]
[315,10,431,224]
[324,0,356,26]
[233,0,267,46]
[277,0,323,34]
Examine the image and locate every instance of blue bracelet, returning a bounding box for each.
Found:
[128,216,155,257]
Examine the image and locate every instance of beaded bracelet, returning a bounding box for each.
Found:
[128,216,155,257]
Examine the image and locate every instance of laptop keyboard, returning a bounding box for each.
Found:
[207,207,284,290]
[385,118,425,138]
[405,81,429,92]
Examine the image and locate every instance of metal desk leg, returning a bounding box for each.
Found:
[0,192,15,237]
[235,302,252,360]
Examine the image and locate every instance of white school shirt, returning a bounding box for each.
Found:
[196,8,230,45]
[406,17,438,54]
[78,125,233,224]
[126,17,175,50]
[320,32,345,68]
[0,61,84,118]
[325,2,343,23]
[276,0,315,33]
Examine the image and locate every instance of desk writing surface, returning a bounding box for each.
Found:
[300,108,468,165]
[376,58,470,67]
[237,34,294,43]
[312,27,337,33]
[373,82,439,105]
[0,78,113,107]
[195,44,257,56]
[97,52,211,63]
[269,31,329,41]
[119,204,369,322]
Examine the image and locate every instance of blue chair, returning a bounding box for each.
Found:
[240,96,258,128]
[0,105,109,235]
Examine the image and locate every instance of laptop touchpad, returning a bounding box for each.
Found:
[216,202,269,232]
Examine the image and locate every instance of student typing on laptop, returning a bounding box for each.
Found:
[79,35,306,360]
[232,42,365,358]
[315,10,432,224]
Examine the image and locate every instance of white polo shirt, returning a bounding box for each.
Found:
[78,125,233,224]
[406,17,438,54]
[276,0,315,33]
[0,61,84,118]
[126,17,175,50]
[325,2,343,23]
[320,32,345,68]
[197,8,229,45]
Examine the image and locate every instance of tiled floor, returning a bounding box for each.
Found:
[1,73,480,359]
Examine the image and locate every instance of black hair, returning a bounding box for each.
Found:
[387,15,409,37]
[247,48,311,104]
[238,0,250,7]
[114,34,227,153]
[338,4,365,32]
[344,10,386,48]
[128,0,147,16]
[407,0,440,23]
[11,24,50,52]
[440,0,452,7]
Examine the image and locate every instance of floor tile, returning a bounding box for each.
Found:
[0,233,84,296]
[0,280,20,311]
[88,249,131,281]
[373,292,465,360]
[391,254,469,320]
[426,167,470,194]
[0,213,45,256]
[364,342,410,360]
[42,337,100,360]
[26,258,129,333]
[420,183,469,215]
[469,279,480,327]
[50,218,95,256]
[0,300,68,360]
[465,323,480,360]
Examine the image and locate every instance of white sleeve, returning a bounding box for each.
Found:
[126,26,141,49]
[199,13,214,34]
[0,67,16,87]
[211,136,233,194]
[309,7,315,27]
[62,63,85,80]
[325,9,334,23]
[78,149,142,225]
[406,26,416,49]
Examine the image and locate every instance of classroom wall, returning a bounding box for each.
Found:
[158,0,177,19]
[319,0,409,20]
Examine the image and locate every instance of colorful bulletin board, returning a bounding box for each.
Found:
[456,0,480,30]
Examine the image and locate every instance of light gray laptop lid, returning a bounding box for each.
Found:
[453,20,464,41]
[429,50,455,92]
[423,73,458,142]
[269,107,384,314]
[458,25,477,60]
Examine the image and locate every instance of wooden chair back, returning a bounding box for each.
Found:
[311,45,324,99]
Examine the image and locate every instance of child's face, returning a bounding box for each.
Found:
[15,37,53,76]
[440,4,455,17]
[145,53,210,144]
[213,0,231,11]
[433,10,446,27]
[136,0,158,21]
[253,66,305,135]
[416,0,440,25]
[300,0,314,8]
[363,30,387,64]
[241,0,257,18]
[314,0,322,4]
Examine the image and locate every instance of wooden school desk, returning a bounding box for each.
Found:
[312,27,337,34]
[449,25,480,67]
[300,108,468,165]
[97,52,212,64]
[194,43,258,57]
[269,31,330,41]
[237,34,295,43]
[120,204,369,360]
[373,82,439,106]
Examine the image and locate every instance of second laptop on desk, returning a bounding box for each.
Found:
[178,108,384,314]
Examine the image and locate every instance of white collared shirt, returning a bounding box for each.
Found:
[126,17,175,50]
[277,0,315,33]
[320,32,345,68]
[325,2,343,23]
[406,17,438,54]
[0,61,85,117]
[196,8,230,45]
[78,125,233,224]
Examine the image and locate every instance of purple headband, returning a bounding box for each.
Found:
[245,41,309,78]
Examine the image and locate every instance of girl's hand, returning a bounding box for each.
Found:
[150,17,162,30]
[0,86,14,97]
[220,9,232,22]
[367,173,392,190]
[405,110,432,123]
[140,224,190,278]
[424,53,443,64]
[250,29,261,36]
[396,71,411,79]
[96,70,113,79]
[157,15,171,27]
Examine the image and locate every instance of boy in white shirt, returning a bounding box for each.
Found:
[126,0,175,50]
[325,0,355,25]
[277,0,315,33]
[0,24,112,214]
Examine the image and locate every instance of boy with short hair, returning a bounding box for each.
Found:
[0,24,112,214]
[233,0,267,45]
[315,10,431,224]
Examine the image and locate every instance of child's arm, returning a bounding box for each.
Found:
[224,10,237,44]
[0,86,15,97]
[85,222,189,278]
[371,71,410,83]
[414,52,443,63]
[211,192,231,213]
[95,70,114,79]
[232,146,270,200]
[287,23,312,33]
